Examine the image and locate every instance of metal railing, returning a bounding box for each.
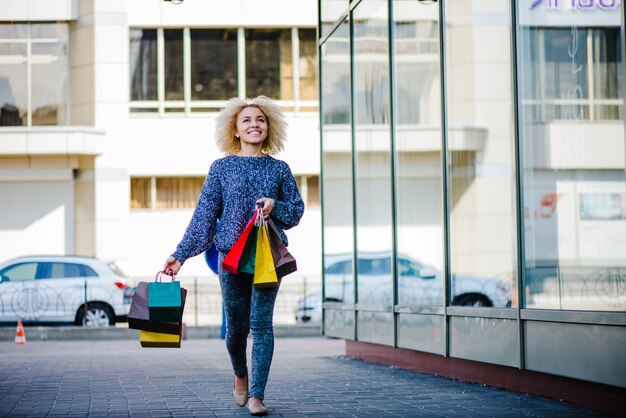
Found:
[130,275,321,326]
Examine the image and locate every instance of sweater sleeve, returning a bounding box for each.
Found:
[271,162,305,230]
[171,162,222,264]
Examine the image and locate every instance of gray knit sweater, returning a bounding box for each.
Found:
[171,155,304,265]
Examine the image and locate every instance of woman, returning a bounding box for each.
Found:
[163,96,304,416]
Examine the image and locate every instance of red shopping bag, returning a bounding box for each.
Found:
[223,208,259,274]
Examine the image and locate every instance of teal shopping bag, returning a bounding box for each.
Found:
[148,274,182,322]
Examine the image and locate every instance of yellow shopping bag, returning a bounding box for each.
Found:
[253,218,279,289]
[139,329,181,348]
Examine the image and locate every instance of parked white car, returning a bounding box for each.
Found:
[0,255,132,327]
[296,253,511,323]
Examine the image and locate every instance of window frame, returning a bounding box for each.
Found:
[129,27,318,115]
[0,23,70,127]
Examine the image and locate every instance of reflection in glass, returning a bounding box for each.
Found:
[321,0,350,39]
[298,29,318,103]
[444,1,517,308]
[245,29,292,99]
[517,5,625,311]
[164,29,183,101]
[31,28,69,126]
[190,29,238,100]
[354,0,393,306]
[130,29,157,101]
[393,1,444,306]
[322,21,354,304]
[0,23,68,126]
[0,40,27,126]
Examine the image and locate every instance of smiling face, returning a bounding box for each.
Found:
[235,106,268,148]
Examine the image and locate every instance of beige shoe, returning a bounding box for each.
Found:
[247,397,267,416]
[233,375,248,407]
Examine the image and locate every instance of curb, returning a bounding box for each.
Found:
[0,324,322,342]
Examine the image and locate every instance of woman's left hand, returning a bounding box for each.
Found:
[256,197,275,219]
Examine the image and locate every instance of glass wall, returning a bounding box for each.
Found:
[392,0,444,307]
[353,0,394,312]
[352,0,394,345]
[318,0,626,389]
[0,23,69,126]
[444,0,517,308]
[517,1,625,311]
[321,20,354,306]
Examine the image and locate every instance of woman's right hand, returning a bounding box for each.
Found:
[163,256,182,276]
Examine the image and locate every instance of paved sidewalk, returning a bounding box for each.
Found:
[0,338,610,417]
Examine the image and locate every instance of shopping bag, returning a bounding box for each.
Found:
[238,218,260,275]
[139,328,182,348]
[267,218,297,279]
[253,217,279,289]
[223,209,259,274]
[148,273,183,322]
[128,281,187,335]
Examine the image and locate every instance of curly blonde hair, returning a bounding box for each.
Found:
[215,96,288,155]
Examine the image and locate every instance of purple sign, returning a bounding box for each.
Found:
[531,0,620,10]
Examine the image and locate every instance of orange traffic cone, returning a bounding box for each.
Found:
[15,320,26,344]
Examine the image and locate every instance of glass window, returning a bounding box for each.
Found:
[164,29,183,101]
[131,177,152,209]
[245,29,292,99]
[444,0,517,308]
[129,29,157,101]
[0,39,27,126]
[298,28,318,102]
[0,23,68,127]
[353,0,393,306]
[295,175,320,208]
[190,29,238,100]
[517,5,625,311]
[393,1,444,307]
[47,263,83,279]
[156,177,204,209]
[321,20,354,304]
[521,28,622,122]
[0,263,38,282]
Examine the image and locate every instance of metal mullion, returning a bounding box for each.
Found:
[183,28,191,114]
[238,27,245,99]
[292,28,300,114]
[318,0,326,335]
[622,1,626,141]
[349,11,359,342]
[387,0,399,349]
[157,28,165,116]
[511,0,526,371]
[587,31,594,121]
[27,25,32,126]
[438,0,451,358]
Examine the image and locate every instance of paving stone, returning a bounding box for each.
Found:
[0,338,612,418]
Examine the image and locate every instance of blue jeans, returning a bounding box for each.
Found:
[218,252,280,400]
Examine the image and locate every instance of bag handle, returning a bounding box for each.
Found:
[156,271,177,282]
[254,205,264,226]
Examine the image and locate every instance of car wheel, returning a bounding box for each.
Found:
[76,303,115,327]
[453,294,493,307]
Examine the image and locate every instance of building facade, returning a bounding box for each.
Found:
[319,0,625,412]
[0,0,321,283]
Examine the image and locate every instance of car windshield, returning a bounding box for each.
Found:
[108,262,128,278]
